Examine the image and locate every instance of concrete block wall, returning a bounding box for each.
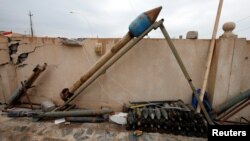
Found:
[0,25,249,121]
[207,24,250,121]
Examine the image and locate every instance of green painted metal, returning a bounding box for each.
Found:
[213,89,250,115]
[7,109,112,119]
[35,109,112,118]
[66,117,105,122]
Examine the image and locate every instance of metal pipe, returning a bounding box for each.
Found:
[14,104,41,110]
[7,63,47,105]
[220,100,249,122]
[130,99,181,104]
[7,109,112,118]
[35,109,112,118]
[240,117,250,123]
[216,98,249,120]
[159,24,214,125]
[212,89,250,115]
[54,20,164,111]
[7,110,34,117]
[65,117,105,123]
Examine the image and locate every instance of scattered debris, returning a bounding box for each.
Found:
[133,130,143,136]
[54,118,66,124]
[41,100,55,112]
[61,38,82,47]
[110,112,127,125]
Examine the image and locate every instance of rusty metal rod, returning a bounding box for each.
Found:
[12,104,41,109]
[220,99,249,122]
[130,99,181,104]
[54,20,163,111]
[159,24,214,125]
[215,98,249,120]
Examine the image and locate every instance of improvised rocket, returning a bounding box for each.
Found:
[60,6,162,101]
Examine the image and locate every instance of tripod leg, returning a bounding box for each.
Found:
[159,24,214,125]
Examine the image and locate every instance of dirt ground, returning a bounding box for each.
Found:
[0,113,207,141]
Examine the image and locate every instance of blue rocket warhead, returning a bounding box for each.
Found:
[60,6,162,104]
[129,6,162,37]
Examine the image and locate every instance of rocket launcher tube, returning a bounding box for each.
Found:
[60,6,162,101]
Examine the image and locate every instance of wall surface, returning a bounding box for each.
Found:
[0,34,249,121]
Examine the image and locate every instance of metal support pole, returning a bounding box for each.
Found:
[29,11,34,37]
[159,24,214,125]
[197,0,224,113]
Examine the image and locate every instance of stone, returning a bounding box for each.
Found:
[186,31,198,39]
[76,136,89,141]
[86,128,93,136]
[128,133,138,141]
[20,135,31,141]
[106,130,115,138]
[73,129,85,140]
[36,127,49,136]
[61,128,73,137]
[14,126,30,132]
[220,22,237,38]
[95,129,106,138]
[141,134,154,141]
[97,136,113,141]
[42,137,65,141]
